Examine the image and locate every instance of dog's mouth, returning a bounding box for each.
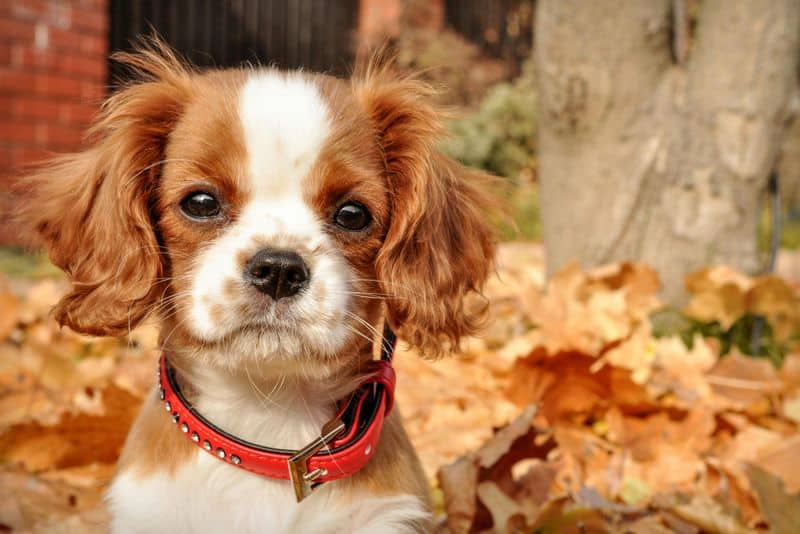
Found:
[178,294,354,363]
[231,302,297,328]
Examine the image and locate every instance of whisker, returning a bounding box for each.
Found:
[244,362,287,411]
[344,311,382,340]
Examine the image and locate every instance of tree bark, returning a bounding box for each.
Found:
[778,88,800,209]
[535,0,800,304]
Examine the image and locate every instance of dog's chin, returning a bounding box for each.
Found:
[176,319,361,380]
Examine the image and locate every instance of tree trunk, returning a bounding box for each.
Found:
[535,0,800,304]
[778,88,800,210]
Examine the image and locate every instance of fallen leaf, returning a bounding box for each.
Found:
[782,392,800,424]
[685,282,747,329]
[476,481,525,532]
[647,335,716,404]
[746,464,800,534]
[621,514,676,534]
[706,352,781,409]
[17,279,63,324]
[438,406,554,533]
[752,434,800,493]
[619,477,650,505]
[438,456,480,534]
[0,386,141,472]
[667,493,751,534]
[0,275,19,341]
[748,276,800,342]
[507,352,652,425]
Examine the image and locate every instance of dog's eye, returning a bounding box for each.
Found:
[334,202,371,231]
[181,191,221,219]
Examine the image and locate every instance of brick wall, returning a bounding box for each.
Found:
[0,0,108,245]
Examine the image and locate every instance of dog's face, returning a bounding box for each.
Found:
[158,72,391,370]
[21,44,495,376]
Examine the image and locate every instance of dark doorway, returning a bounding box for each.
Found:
[109,0,359,82]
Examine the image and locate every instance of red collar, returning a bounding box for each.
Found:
[157,325,397,502]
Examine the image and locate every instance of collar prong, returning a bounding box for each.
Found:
[287,418,345,502]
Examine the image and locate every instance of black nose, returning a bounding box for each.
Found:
[244,249,310,300]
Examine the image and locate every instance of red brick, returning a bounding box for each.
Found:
[80,81,104,101]
[71,7,107,33]
[12,47,106,81]
[60,102,98,124]
[50,27,106,56]
[11,44,56,69]
[43,1,73,28]
[12,96,63,120]
[11,0,54,22]
[76,0,108,11]
[0,148,11,168]
[0,43,10,65]
[0,95,12,117]
[64,53,105,80]
[49,26,81,51]
[35,73,83,97]
[12,1,73,30]
[0,68,36,93]
[0,119,37,143]
[39,123,84,148]
[79,33,106,56]
[11,146,50,167]
[0,17,36,42]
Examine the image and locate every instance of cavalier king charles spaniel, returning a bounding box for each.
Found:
[20,40,495,533]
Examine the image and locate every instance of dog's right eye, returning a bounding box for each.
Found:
[181,192,221,219]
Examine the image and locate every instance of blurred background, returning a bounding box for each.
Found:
[1,0,799,298]
[2,1,800,532]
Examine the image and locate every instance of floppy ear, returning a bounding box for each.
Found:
[17,42,192,336]
[354,63,497,357]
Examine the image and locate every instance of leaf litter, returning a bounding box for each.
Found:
[1,242,798,532]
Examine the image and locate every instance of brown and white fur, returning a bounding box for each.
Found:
[19,41,495,533]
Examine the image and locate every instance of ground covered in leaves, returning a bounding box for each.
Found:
[1,243,799,533]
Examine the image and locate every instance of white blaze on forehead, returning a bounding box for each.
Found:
[239,72,330,197]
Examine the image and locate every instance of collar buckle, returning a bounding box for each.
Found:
[287,417,347,502]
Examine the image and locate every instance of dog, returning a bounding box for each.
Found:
[20,40,495,533]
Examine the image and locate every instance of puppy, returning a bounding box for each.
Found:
[20,41,495,533]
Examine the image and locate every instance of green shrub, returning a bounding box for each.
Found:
[441,62,537,181]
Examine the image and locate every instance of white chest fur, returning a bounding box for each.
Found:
[106,369,428,533]
[107,456,425,533]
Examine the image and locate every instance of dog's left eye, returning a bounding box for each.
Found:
[181,191,221,219]
[334,202,371,231]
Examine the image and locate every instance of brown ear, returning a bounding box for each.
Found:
[354,63,496,357]
[17,41,192,336]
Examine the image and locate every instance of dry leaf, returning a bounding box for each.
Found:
[0,386,142,472]
[752,434,800,494]
[476,481,525,532]
[438,456,480,534]
[747,464,800,534]
[0,275,19,341]
[685,282,747,329]
[706,352,782,409]
[667,493,751,534]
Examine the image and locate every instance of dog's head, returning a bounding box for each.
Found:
[20,42,495,376]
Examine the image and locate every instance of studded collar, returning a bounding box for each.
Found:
[157,324,397,502]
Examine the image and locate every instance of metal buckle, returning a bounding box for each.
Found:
[287,417,346,502]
